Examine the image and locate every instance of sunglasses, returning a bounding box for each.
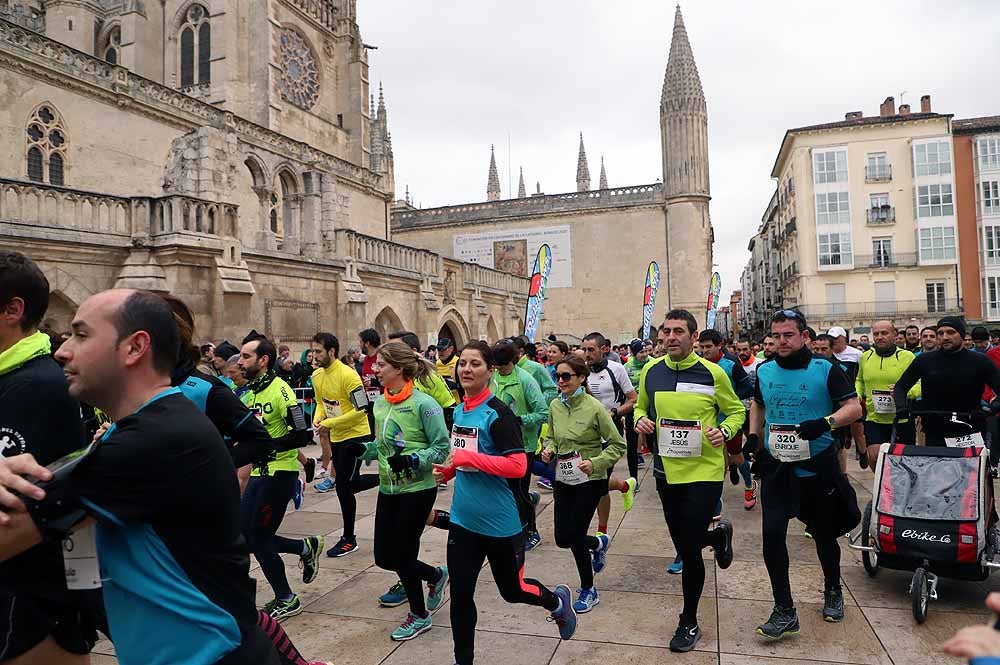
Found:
[554,372,579,382]
[771,309,803,320]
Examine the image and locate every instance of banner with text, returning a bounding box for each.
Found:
[523,244,553,342]
[641,261,660,341]
[454,225,572,288]
[706,272,722,330]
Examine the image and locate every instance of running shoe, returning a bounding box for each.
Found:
[313,477,336,493]
[743,480,758,511]
[823,587,845,622]
[668,556,683,575]
[756,605,800,640]
[804,528,813,539]
[378,580,408,607]
[547,584,578,640]
[713,519,734,569]
[304,457,317,483]
[300,535,324,584]
[268,595,303,621]
[573,587,600,613]
[591,533,609,573]
[426,566,449,611]
[669,616,701,652]
[529,491,540,509]
[390,612,432,641]
[537,477,554,491]
[636,455,645,468]
[326,536,358,558]
[621,477,637,513]
[712,497,723,521]
[858,449,869,470]
[728,463,739,485]
[293,478,304,510]
[525,531,542,551]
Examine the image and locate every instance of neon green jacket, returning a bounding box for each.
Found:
[544,390,625,480]
[490,366,548,453]
[856,346,921,425]
[241,372,299,475]
[415,369,458,409]
[518,356,558,403]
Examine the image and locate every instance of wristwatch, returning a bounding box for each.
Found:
[611,407,619,418]
[825,415,837,429]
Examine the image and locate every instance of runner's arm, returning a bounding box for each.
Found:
[827,363,862,425]
[519,373,549,430]
[589,403,626,476]
[318,373,368,430]
[748,399,765,438]
[412,402,450,471]
[714,365,746,439]
[729,360,754,401]
[892,356,922,408]
[205,383,279,467]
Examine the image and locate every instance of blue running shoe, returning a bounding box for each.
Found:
[378,580,408,607]
[537,477,553,490]
[427,566,450,611]
[314,476,336,493]
[591,533,609,573]
[293,478,304,510]
[573,587,600,613]
[668,556,683,575]
[525,530,542,551]
[548,585,577,640]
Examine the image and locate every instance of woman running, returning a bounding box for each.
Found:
[541,355,626,613]
[547,340,569,382]
[363,341,451,641]
[433,341,577,665]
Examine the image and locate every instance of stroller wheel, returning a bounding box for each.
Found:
[911,567,929,624]
[861,499,878,577]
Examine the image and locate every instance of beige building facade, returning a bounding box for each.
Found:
[0,1,528,348]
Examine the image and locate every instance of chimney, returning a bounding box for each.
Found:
[899,104,911,115]
[879,96,895,118]
[920,94,932,113]
[845,111,863,120]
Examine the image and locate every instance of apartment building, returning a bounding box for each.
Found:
[742,95,965,337]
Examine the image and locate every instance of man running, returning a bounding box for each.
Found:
[903,325,921,353]
[919,326,938,354]
[634,310,740,652]
[759,335,777,360]
[745,310,862,638]
[856,321,917,469]
[513,335,558,403]
[624,339,652,479]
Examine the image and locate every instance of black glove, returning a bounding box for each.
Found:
[387,453,412,475]
[990,399,1000,415]
[796,418,830,441]
[742,433,760,460]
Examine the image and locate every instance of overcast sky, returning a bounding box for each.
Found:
[358,0,1000,303]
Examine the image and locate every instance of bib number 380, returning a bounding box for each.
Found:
[451,425,479,472]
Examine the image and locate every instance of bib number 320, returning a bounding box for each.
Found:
[768,424,811,462]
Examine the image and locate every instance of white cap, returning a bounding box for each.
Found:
[827,326,848,338]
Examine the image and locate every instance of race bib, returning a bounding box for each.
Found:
[322,399,343,417]
[556,452,589,485]
[871,390,895,415]
[658,418,703,458]
[63,525,101,590]
[366,389,381,402]
[451,425,479,472]
[945,432,985,449]
[768,424,811,462]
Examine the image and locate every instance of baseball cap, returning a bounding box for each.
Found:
[436,337,453,349]
[827,326,847,338]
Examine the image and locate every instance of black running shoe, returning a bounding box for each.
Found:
[823,587,845,622]
[326,536,359,558]
[713,519,734,570]
[304,457,317,483]
[669,617,701,652]
[729,463,739,485]
[756,605,800,639]
[300,535,324,584]
[858,449,869,470]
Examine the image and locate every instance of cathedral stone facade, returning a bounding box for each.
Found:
[0,0,528,348]
[392,7,714,341]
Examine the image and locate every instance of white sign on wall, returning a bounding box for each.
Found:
[453,225,572,288]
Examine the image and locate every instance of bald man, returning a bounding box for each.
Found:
[855,321,918,470]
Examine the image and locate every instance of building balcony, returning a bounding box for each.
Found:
[867,206,895,225]
[795,298,962,322]
[853,252,918,269]
[865,165,892,183]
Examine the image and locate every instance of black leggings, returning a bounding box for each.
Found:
[761,475,841,608]
[332,436,381,539]
[553,478,606,589]
[448,524,557,665]
[240,472,303,600]
[518,451,537,534]
[373,488,439,617]
[656,478,724,624]
[625,412,639,480]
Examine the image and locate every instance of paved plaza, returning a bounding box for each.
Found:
[93,451,992,665]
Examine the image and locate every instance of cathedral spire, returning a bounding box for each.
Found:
[576,132,591,192]
[377,82,387,122]
[518,167,526,198]
[661,5,705,112]
[487,145,501,201]
[599,156,608,190]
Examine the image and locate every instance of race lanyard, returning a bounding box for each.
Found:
[322,398,343,418]
[871,390,895,415]
[658,418,703,458]
[63,524,101,590]
[945,432,984,449]
[556,452,588,485]
[767,423,811,462]
[451,425,479,472]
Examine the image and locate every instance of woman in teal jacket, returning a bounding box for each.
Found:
[362,341,450,642]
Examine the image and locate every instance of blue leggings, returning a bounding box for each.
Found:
[532,459,555,482]
[738,459,752,487]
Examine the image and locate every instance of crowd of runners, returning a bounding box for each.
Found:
[3,250,1000,664]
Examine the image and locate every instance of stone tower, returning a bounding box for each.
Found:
[487,145,501,201]
[599,156,608,190]
[576,133,591,192]
[660,4,713,321]
[518,167,527,198]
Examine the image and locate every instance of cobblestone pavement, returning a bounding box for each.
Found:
[93,451,991,664]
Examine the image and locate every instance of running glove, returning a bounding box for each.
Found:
[387,453,417,474]
[796,418,830,441]
[742,433,760,459]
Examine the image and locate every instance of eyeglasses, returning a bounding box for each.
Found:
[554,372,578,382]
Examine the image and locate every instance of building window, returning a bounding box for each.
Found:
[914,140,952,176]
[917,184,954,218]
[815,191,850,225]
[813,150,848,184]
[919,226,957,261]
[178,4,210,88]
[980,138,1000,170]
[926,281,946,313]
[277,28,320,111]
[985,226,1000,266]
[866,152,890,181]
[102,26,120,64]
[818,232,852,266]
[872,237,893,267]
[25,104,67,186]
[986,276,1000,318]
[982,180,1000,216]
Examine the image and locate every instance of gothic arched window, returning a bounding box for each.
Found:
[178,4,210,88]
[102,26,120,65]
[26,105,68,186]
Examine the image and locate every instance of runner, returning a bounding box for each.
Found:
[542,355,626,613]
[311,333,378,558]
[918,325,938,354]
[758,335,777,360]
[238,334,325,621]
[624,339,652,479]
[855,321,918,470]
[744,309,862,638]
[362,341,450,641]
[633,309,740,652]
[546,340,570,383]
[432,341,577,665]
[903,325,921,353]
[435,337,460,402]
[735,339,762,509]
[513,335,559,402]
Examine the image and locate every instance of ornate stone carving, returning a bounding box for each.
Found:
[278,28,320,111]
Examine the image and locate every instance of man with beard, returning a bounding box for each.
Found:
[918,326,938,354]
